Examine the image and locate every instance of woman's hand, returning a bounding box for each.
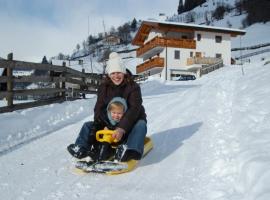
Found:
[112,128,125,141]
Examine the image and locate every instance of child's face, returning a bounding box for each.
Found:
[110,107,124,122]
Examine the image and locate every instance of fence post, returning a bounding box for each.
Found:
[61,62,66,98]
[81,68,86,99]
[7,53,13,107]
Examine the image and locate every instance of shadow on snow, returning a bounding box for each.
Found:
[142,122,202,166]
[142,83,201,98]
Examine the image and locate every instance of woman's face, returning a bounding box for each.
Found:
[109,72,125,85]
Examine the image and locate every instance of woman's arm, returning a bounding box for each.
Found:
[117,84,143,133]
[94,83,106,121]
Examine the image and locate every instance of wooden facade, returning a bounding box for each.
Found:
[136,36,196,57]
[136,57,164,74]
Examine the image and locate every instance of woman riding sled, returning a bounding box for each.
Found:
[67,52,147,162]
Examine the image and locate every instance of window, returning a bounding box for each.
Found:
[196,52,202,58]
[190,52,193,57]
[197,34,201,41]
[174,50,180,59]
[215,35,222,43]
[216,53,222,58]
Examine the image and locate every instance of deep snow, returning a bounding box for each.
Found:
[0,56,270,200]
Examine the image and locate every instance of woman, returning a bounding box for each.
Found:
[67,52,147,162]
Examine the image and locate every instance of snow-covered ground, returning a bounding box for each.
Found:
[0,55,270,199]
[1,1,270,198]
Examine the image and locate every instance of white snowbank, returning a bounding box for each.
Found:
[1,57,270,199]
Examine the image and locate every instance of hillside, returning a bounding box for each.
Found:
[56,0,269,75]
[1,55,270,199]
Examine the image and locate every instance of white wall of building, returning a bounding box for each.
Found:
[159,47,193,80]
[160,47,192,67]
[195,31,231,65]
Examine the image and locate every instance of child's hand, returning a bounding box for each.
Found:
[112,128,125,141]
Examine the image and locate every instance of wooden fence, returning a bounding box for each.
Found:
[200,60,224,75]
[235,48,270,60]
[0,53,102,113]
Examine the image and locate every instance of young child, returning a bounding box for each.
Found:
[106,97,127,129]
[67,97,127,160]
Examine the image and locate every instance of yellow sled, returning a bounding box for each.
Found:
[74,130,153,175]
[107,136,153,175]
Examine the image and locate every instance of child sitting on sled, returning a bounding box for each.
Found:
[67,97,128,161]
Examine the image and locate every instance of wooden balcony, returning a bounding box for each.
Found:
[186,57,222,66]
[136,57,164,74]
[136,36,196,57]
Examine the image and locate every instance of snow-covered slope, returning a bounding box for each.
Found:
[168,0,270,61]
[0,55,270,199]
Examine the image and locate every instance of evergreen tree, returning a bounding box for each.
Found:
[177,0,184,14]
[35,56,49,76]
[82,40,88,54]
[131,18,137,32]
[109,26,117,35]
[235,0,244,15]
[212,5,226,20]
[98,33,104,40]
[118,23,131,44]
[41,56,49,64]
[87,35,96,45]
[183,0,206,12]
[99,48,111,62]
[186,12,195,23]
[58,53,64,60]
[76,44,80,51]
[204,11,211,25]
[244,0,270,25]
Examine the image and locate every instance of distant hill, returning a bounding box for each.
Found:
[52,0,269,74]
[169,0,269,27]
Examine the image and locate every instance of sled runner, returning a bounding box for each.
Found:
[73,130,153,175]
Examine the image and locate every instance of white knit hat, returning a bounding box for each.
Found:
[106,52,126,74]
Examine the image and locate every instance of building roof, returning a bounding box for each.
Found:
[132,19,246,46]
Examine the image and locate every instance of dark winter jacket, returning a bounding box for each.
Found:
[93,75,147,134]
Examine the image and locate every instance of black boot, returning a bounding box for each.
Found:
[67,144,88,159]
[97,142,114,161]
[121,150,141,162]
[115,145,141,162]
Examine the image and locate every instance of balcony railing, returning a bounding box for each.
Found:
[186,57,222,66]
[137,36,196,57]
[136,57,164,74]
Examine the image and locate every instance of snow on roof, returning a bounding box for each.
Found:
[133,18,246,46]
[13,70,34,77]
[143,19,246,35]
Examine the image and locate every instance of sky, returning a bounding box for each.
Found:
[0,0,179,62]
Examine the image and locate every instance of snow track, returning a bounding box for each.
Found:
[1,62,270,200]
